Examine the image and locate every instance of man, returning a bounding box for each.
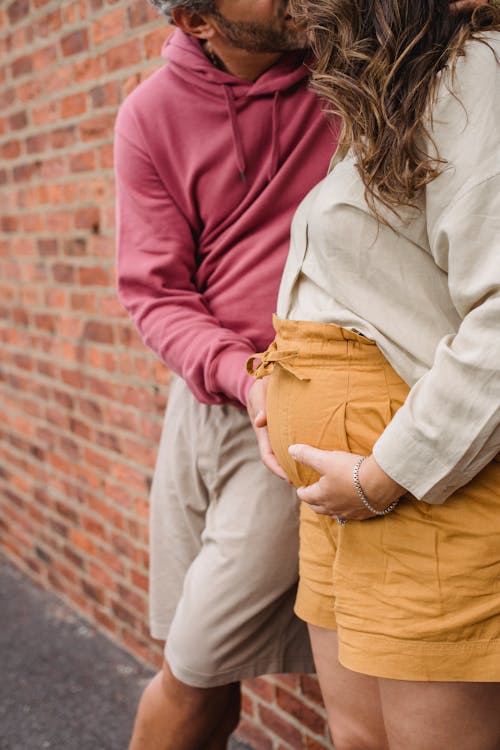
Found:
[115,2,484,748]
[115,3,337,748]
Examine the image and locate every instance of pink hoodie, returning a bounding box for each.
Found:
[115,30,337,406]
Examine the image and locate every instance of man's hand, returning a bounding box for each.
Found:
[247,378,288,481]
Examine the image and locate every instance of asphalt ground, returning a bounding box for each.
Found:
[0,557,251,750]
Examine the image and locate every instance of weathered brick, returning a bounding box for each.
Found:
[60,92,86,118]
[7,0,30,25]
[258,705,303,748]
[26,133,48,153]
[79,112,115,141]
[104,39,141,73]
[83,320,114,344]
[64,237,86,256]
[69,150,96,172]
[8,110,28,130]
[69,529,95,555]
[91,7,126,45]
[127,0,158,28]
[74,207,100,232]
[52,263,75,283]
[51,125,76,149]
[37,238,58,257]
[11,55,33,78]
[276,687,326,736]
[40,65,72,95]
[234,721,273,750]
[245,678,276,703]
[144,28,168,60]
[32,100,59,126]
[2,140,21,159]
[300,675,325,707]
[37,8,62,37]
[61,28,88,57]
[305,736,333,750]
[33,44,58,71]
[79,265,109,285]
[89,81,120,109]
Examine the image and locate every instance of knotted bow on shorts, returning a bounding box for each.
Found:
[246,342,310,382]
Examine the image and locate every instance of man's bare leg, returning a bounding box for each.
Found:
[128,660,240,750]
[203,682,241,750]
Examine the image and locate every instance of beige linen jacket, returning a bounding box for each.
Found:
[277,33,500,503]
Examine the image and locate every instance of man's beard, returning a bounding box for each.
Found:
[210,4,308,53]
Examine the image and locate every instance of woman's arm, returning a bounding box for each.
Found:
[276,34,500,519]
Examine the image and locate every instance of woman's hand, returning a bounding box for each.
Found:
[289,444,405,521]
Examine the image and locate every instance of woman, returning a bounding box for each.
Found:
[249,1,500,748]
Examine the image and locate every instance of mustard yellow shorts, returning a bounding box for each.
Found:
[250,316,500,682]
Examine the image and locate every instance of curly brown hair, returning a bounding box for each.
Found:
[290,0,500,215]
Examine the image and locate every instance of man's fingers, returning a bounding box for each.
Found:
[255,426,288,480]
[261,443,289,480]
[289,443,329,474]
[262,452,289,481]
[253,410,267,428]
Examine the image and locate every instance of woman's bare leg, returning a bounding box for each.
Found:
[308,625,389,750]
[379,677,500,750]
[309,622,500,750]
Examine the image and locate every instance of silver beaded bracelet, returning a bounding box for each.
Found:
[353,456,399,516]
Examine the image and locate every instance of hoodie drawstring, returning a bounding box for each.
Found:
[223,86,282,186]
[224,86,247,185]
[268,90,280,182]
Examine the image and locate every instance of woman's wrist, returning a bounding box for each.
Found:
[358,455,406,511]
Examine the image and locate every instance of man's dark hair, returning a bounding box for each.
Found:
[149,0,216,21]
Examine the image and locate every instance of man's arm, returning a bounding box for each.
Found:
[114,111,255,407]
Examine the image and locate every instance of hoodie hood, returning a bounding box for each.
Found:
[162,28,310,97]
[162,30,310,182]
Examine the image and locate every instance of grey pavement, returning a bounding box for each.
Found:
[0,557,251,750]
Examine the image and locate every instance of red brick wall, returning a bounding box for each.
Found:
[0,2,332,747]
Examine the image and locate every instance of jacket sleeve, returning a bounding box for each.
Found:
[373,175,500,503]
[114,109,255,407]
[372,40,500,503]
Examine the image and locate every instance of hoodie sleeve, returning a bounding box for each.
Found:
[114,105,256,407]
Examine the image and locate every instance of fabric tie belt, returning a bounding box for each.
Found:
[246,342,310,381]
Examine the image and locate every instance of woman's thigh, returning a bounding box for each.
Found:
[379,677,500,750]
[308,625,389,750]
[309,624,500,750]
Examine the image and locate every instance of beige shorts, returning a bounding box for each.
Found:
[149,377,314,688]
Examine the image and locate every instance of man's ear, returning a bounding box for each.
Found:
[171,7,216,40]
